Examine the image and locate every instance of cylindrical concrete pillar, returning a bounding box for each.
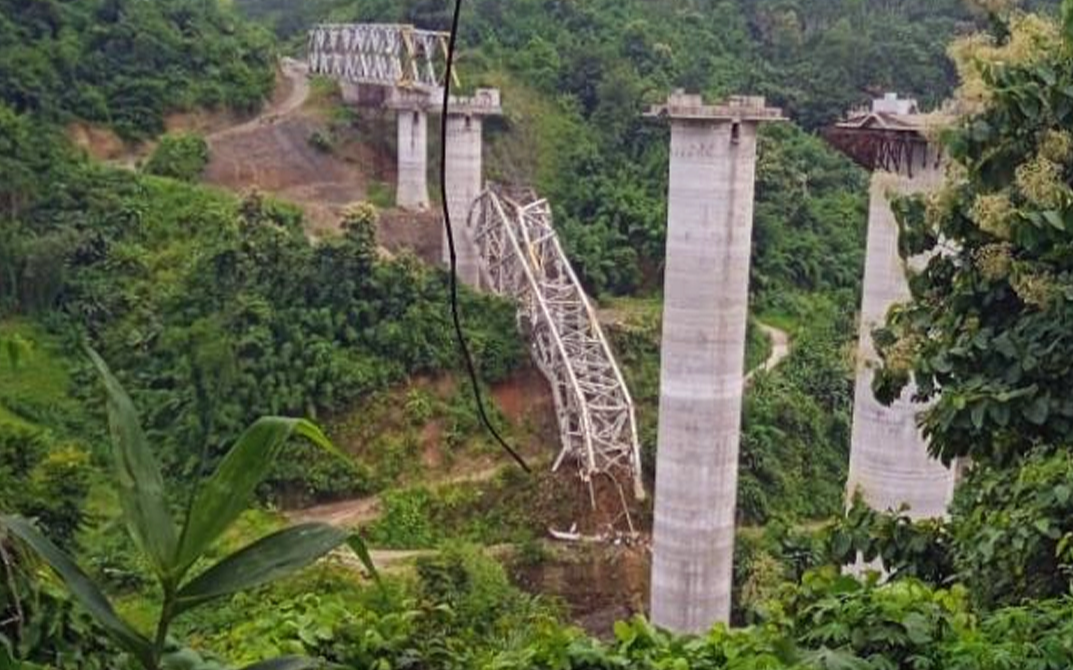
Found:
[847,151,955,519]
[651,113,763,632]
[396,108,429,209]
[444,113,483,286]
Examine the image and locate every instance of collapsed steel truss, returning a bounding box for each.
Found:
[470,187,645,501]
[308,23,450,90]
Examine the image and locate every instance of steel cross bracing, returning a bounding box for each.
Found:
[307,23,451,90]
[470,187,645,502]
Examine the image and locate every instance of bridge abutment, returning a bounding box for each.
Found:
[647,92,784,633]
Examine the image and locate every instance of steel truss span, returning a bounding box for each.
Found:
[308,23,449,90]
[470,187,645,502]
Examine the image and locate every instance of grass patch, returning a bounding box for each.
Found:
[0,318,97,440]
[365,180,394,209]
[364,469,576,550]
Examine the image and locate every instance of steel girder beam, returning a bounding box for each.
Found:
[307,23,451,91]
[470,188,645,501]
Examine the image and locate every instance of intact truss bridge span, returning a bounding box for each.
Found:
[307,23,454,91]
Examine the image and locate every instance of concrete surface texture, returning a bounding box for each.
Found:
[846,150,956,519]
[444,113,484,286]
[396,108,429,209]
[650,93,778,632]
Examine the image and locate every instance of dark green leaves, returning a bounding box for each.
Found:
[16,350,377,668]
[0,515,153,667]
[86,347,178,581]
[176,418,345,575]
[174,523,374,614]
[238,657,321,670]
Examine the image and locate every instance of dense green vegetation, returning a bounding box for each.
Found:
[268,0,1000,297]
[1,110,522,480]
[7,0,1073,668]
[5,354,377,669]
[0,0,275,139]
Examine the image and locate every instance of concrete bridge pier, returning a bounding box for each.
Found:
[395,106,430,210]
[646,92,784,633]
[444,89,501,287]
[825,95,958,522]
[848,151,955,519]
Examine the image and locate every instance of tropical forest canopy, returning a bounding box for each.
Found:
[4,0,1073,668]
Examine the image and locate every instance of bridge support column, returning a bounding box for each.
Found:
[847,149,956,520]
[396,108,429,210]
[824,95,958,524]
[442,89,502,285]
[444,112,483,286]
[647,93,784,633]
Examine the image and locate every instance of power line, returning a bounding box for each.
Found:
[438,0,531,474]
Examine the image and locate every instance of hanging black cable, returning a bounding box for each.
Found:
[439,0,531,473]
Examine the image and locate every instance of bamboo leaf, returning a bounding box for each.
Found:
[176,418,349,574]
[0,515,154,666]
[345,534,378,581]
[173,523,362,614]
[86,348,177,579]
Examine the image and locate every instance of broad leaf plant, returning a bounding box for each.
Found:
[0,350,376,669]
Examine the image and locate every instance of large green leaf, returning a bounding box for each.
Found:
[0,515,154,666]
[87,348,177,578]
[345,534,377,581]
[175,418,346,574]
[173,523,372,615]
[239,657,320,670]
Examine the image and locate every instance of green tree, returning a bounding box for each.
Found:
[873,3,1073,466]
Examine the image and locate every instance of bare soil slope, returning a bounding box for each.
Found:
[203,60,381,235]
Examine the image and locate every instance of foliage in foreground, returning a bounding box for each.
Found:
[128,560,1073,670]
[831,449,1073,611]
[875,2,1073,467]
[2,352,375,669]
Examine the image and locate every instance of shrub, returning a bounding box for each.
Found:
[950,452,1073,609]
[143,134,210,182]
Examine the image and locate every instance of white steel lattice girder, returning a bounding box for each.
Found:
[307,23,450,90]
[469,189,645,500]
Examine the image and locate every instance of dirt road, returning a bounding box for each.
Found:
[209,58,311,140]
[747,322,792,382]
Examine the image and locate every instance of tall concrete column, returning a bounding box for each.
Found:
[825,95,958,521]
[647,93,784,633]
[847,152,955,519]
[444,113,483,285]
[442,89,500,286]
[396,107,429,210]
